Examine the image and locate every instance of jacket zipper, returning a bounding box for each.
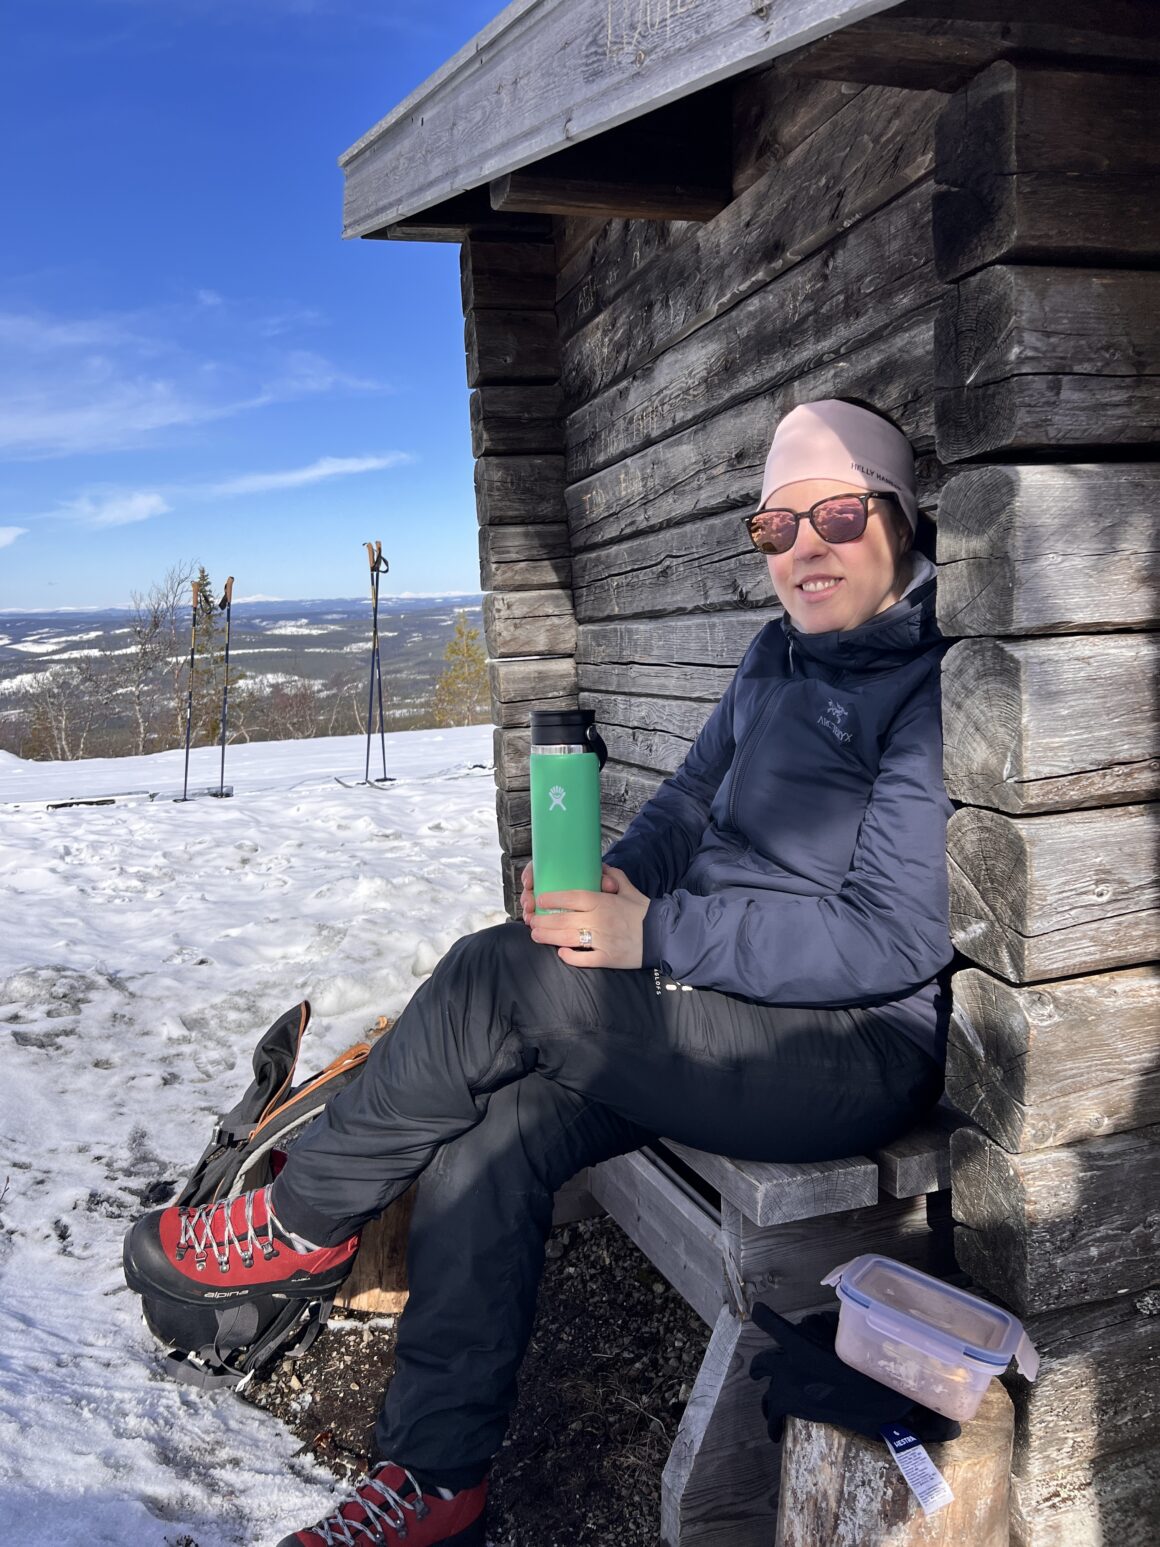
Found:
[727,652,791,831]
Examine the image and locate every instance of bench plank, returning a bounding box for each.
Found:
[662,1306,782,1547]
[723,1194,948,1317]
[662,1141,879,1226]
[587,1148,725,1327]
[872,1108,967,1197]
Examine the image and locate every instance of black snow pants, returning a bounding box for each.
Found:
[270,921,943,1487]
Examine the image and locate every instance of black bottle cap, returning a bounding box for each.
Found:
[529,708,596,745]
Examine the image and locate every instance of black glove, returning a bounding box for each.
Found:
[748,1301,961,1446]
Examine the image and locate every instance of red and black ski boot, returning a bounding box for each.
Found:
[276,1461,487,1547]
[123,1184,359,1305]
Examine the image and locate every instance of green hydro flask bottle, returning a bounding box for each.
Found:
[529,707,608,914]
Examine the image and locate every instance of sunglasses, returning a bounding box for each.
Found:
[743,491,902,555]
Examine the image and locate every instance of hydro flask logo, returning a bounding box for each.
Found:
[548,785,567,812]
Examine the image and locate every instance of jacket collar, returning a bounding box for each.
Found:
[780,554,943,674]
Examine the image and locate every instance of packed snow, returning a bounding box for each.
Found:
[0,727,506,1544]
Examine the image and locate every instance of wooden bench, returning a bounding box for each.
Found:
[566,1105,970,1547]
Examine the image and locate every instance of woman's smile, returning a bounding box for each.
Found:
[765,476,912,633]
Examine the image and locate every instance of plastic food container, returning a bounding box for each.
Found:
[821,1254,1039,1421]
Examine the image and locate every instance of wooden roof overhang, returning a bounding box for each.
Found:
[338,0,907,241]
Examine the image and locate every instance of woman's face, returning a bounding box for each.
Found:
[763,477,913,634]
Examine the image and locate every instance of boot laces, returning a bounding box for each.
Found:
[312,1466,430,1545]
[175,1186,278,1274]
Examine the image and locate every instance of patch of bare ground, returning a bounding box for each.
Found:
[242,1215,714,1546]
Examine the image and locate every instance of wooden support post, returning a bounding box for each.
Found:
[660,1306,778,1547]
[946,965,1160,1152]
[934,61,1160,283]
[774,1384,1014,1547]
[334,1186,415,1315]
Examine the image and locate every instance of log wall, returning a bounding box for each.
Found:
[456,9,1159,1538]
[926,46,1160,1547]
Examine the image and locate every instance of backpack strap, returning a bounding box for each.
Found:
[247,1042,372,1144]
[157,1294,336,1390]
[216,1001,312,1143]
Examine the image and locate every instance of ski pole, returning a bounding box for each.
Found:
[218,575,234,797]
[373,544,389,781]
[181,579,201,801]
[363,541,389,784]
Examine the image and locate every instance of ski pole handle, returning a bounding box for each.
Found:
[219,576,234,609]
[192,580,201,609]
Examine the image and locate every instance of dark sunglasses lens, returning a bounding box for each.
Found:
[748,510,797,554]
[813,497,867,543]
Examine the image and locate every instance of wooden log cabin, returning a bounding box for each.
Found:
[339,2,1160,1542]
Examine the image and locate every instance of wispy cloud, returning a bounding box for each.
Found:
[24,452,409,530]
[58,492,173,529]
[208,453,410,497]
[0,302,382,460]
[0,526,28,549]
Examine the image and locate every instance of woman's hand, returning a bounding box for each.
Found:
[528,864,649,969]
[520,860,536,926]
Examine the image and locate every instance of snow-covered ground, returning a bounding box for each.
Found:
[0,728,505,1544]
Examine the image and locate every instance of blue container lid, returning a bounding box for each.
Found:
[822,1254,1039,1378]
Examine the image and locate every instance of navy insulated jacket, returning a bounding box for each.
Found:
[601,555,954,1061]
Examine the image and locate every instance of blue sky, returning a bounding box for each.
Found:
[0,0,505,609]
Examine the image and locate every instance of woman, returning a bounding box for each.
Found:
[126,397,954,1547]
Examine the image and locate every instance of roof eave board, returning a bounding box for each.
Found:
[339,0,905,238]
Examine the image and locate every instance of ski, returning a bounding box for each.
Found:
[46,791,158,810]
[171,785,235,802]
[335,776,396,790]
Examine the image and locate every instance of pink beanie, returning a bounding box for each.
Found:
[761,400,918,531]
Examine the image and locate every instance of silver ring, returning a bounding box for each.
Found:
[578,928,593,949]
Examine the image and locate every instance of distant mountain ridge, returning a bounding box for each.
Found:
[0,595,485,710]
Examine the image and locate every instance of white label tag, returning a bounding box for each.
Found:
[880,1424,955,1516]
